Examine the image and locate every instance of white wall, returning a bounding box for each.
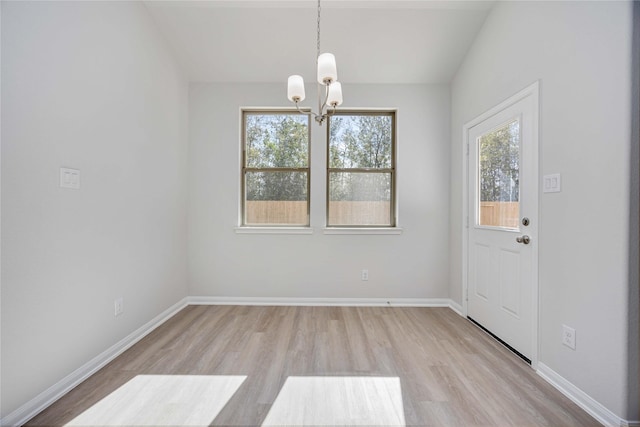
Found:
[188,83,450,300]
[1,1,188,418]
[450,0,636,420]
[629,2,640,420]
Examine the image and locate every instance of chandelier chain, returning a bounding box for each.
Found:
[316,0,321,60]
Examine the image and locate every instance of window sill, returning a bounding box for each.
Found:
[323,227,403,235]
[235,227,314,235]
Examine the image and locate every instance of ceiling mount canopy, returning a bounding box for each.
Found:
[287,0,343,125]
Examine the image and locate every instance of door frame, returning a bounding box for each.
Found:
[461,81,540,369]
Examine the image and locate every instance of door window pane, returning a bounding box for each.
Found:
[478,119,520,228]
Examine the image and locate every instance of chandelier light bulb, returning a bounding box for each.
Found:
[287,75,306,102]
[317,53,337,85]
[327,82,343,107]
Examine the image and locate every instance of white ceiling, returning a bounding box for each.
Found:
[143,0,494,84]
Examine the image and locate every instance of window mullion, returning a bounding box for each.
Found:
[245,167,309,173]
[327,168,394,173]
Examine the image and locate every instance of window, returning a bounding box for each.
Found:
[477,119,520,229]
[327,111,396,227]
[242,110,310,226]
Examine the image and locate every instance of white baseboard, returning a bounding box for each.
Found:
[188,295,458,308]
[1,298,189,427]
[448,300,464,316]
[537,362,632,427]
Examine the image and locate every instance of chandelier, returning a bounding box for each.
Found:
[286,0,343,125]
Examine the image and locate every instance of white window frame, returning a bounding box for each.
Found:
[239,109,311,229]
[325,110,398,229]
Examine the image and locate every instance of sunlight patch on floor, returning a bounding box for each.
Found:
[65,375,246,426]
[262,376,406,426]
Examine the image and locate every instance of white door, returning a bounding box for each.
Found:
[466,84,538,364]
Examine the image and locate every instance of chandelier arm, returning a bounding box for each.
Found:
[319,83,330,115]
[294,100,318,118]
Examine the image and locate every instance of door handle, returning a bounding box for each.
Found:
[516,235,531,245]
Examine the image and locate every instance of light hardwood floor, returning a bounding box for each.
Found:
[26,306,599,426]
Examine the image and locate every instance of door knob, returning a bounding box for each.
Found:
[516,235,531,244]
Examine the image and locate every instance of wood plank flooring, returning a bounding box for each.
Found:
[26,306,599,426]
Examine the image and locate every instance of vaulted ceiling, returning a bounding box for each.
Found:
[144,0,494,84]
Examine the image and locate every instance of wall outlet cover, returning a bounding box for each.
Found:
[562,324,576,350]
[60,167,81,189]
[114,298,124,317]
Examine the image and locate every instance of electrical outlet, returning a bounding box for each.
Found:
[562,324,576,350]
[361,269,369,281]
[60,167,80,189]
[114,297,124,317]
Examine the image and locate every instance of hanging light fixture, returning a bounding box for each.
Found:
[287,0,343,125]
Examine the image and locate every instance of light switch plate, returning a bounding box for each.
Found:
[60,167,80,189]
[543,173,561,193]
